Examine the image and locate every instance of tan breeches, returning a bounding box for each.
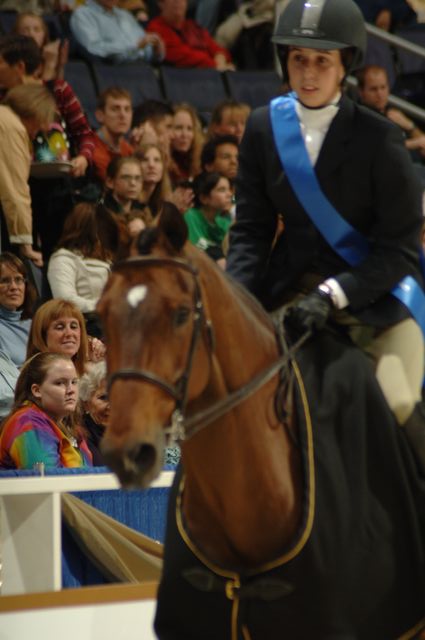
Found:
[349,318,424,425]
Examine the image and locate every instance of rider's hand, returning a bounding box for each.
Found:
[285,288,333,334]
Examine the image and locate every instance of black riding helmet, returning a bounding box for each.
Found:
[272,0,367,79]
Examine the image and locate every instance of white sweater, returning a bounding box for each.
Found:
[47,248,111,313]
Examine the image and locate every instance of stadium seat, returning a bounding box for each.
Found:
[393,26,425,108]
[160,67,227,118]
[92,61,163,107]
[0,10,17,34]
[224,70,283,109]
[63,59,99,129]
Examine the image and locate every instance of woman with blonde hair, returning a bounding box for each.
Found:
[168,102,204,187]
[136,142,172,218]
[26,299,104,376]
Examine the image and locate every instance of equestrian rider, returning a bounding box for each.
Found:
[226,0,425,471]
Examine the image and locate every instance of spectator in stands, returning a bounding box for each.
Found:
[353,0,417,30]
[136,142,194,214]
[92,87,135,183]
[169,102,204,186]
[131,98,174,161]
[0,36,94,178]
[27,298,105,375]
[103,155,145,213]
[0,35,96,261]
[214,0,275,70]
[207,98,250,143]
[357,64,425,158]
[12,11,69,81]
[103,156,152,238]
[70,0,165,63]
[201,134,239,181]
[136,142,172,217]
[0,253,37,368]
[0,352,92,470]
[0,83,55,267]
[0,253,38,419]
[47,202,120,320]
[147,0,235,69]
[184,171,233,266]
[79,360,109,465]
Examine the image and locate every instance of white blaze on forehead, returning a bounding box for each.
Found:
[127,285,148,308]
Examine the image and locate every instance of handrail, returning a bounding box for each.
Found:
[366,22,425,59]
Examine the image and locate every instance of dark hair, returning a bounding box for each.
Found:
[192,171,228,208]
[201,134,239,170]
[355,64,388,90]
[96,86,132,111]
[0,34,42,75]
[105,155,141,181]
[13,352,74,412]
[132,99,174,128]
[56,202,120,261]
[0,252,37,319]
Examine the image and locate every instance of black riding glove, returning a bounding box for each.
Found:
[286,288,333,335]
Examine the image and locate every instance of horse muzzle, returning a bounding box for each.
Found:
[101,437,164,489]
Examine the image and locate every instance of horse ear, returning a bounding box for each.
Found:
[157,202,188,252]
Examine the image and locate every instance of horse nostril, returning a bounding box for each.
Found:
[130,443,156,470]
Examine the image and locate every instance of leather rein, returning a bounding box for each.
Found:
[107,256,310,444]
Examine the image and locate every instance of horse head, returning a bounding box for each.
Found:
[97,205,212,488]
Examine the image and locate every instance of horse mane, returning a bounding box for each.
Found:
[183,242,276,338]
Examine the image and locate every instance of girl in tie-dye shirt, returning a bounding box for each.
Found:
[0,352,92,469]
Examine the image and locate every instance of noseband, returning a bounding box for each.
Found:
[107,256,311,445]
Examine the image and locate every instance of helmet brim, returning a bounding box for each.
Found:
[272,35,351,50]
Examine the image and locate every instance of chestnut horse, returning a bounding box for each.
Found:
[97,210,425,640]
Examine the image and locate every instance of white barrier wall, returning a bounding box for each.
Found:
[0,472,174,595]
[0,583,158,640]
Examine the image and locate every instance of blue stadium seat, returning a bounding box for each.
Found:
[92,61,163,107]
[0,10,17,34]
[160,67,227,117]
[393,26,425,108]
[63,59,99,129]
[224,70,283,109]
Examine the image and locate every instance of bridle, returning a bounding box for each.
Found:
[107,256,310,444]
[108,256,206,442]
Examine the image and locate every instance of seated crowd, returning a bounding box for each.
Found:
[0,0,424,471]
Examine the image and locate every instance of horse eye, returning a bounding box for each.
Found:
[174,306,191,327]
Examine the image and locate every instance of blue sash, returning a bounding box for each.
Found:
[270,94,425,337]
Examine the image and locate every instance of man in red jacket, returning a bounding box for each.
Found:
[147,0,235,69]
